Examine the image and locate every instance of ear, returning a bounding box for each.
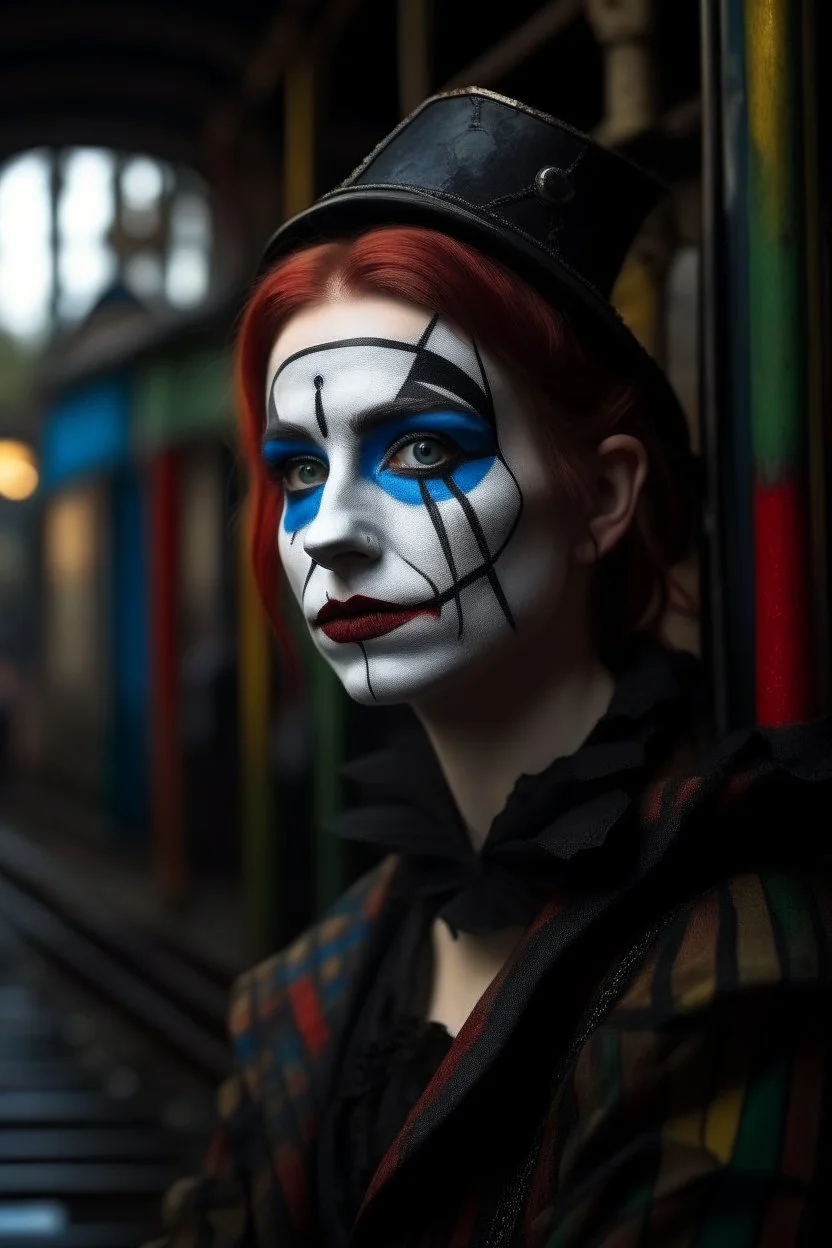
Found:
[572,434,649,564]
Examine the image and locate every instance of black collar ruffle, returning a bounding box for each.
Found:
[333,635,705,936]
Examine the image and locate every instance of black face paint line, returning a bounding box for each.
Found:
[443,474,516,631]
[418,478,464,639]
[399,553,441,602]
[357,641,376,700]
[271,335,491,427]
[313,374,328,438]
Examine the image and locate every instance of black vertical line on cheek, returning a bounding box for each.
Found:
[399,553,441,603]
[416,312,441,349]
[471,338,496,426]
[357,641,376,700]
[418,478,464,638]
[472,335,525,538]
[290,529,298,546]
[314,375,328,438]
[443,475,516,630]
[301,559,318,604]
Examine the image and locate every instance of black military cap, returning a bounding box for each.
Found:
[260,87,693,474]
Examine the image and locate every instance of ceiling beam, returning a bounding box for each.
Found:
[0,118,203,172]
[0,10,246,71]
[0,67,218,118]
[203,0,370,157]
[593,94,701,145]
[441,0,584,90]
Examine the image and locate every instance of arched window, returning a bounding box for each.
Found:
[0,147,214,343]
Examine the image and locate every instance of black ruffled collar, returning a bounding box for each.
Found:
[333,634,704,937]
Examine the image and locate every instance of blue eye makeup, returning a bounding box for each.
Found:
[263,438,329,533]
[362,409,497,505]
[263,406,498,535]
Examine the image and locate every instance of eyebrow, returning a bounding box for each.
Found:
[265,394,483,443]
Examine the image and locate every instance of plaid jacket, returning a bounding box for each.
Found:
[147,722,832,1247]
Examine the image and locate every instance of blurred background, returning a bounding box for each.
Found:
[0,0,828,1241]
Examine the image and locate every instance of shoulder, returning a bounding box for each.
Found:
[228,855,398,1064]
[613,863,832,1025]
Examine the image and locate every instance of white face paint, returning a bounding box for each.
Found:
[264,296,573,706]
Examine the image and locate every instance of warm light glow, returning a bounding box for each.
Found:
[0,439,39,500]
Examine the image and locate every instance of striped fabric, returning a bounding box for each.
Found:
[145,726,832,1248]
[528,867,832,1248]
[145,855,397,1247]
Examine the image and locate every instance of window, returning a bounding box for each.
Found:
[0,147,214,343]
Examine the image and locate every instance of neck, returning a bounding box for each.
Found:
[413,631,615,851]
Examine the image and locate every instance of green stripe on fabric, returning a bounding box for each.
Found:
[694,1047,792,1248]
[599,1029,621,1107]
[761,872,818,981]
[733,1050,790,1172]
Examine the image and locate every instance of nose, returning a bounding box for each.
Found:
[302,489,382,572]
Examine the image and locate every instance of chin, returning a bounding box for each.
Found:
[330,647,469,707]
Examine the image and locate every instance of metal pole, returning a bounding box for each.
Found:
[397,0,432,117]
[699,0,757,733]
[800,0,829,714]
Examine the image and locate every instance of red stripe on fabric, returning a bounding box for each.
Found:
[754,481,813,725]
[782,1040,826,1184]
[361,904,563,1212]
[360,1130,405,1207]
[673,775,704,820]
[758,1194,805,1248]
[287,974,329,1057]
[643,779,668,826]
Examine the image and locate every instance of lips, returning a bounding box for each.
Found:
[314,594,439,643]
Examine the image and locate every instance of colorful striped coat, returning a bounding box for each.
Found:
[148,722,832,1246]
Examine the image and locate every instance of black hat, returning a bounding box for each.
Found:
[259,87,693,474]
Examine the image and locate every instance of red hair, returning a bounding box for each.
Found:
[235,226,696,675]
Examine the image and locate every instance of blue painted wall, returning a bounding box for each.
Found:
[41,376,131,492]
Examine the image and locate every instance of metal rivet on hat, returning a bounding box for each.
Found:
[534,166,575,205]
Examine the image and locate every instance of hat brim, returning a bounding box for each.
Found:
[258,185,693,472]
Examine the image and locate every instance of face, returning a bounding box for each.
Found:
[264,295,576,707]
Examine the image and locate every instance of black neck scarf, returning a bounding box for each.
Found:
[332,634,705,937]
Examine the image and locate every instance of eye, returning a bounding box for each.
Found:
[282,458,328,492]
[384,434,458,475]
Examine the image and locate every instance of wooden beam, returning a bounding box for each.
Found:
[0,67,217,117]
[309,0,368,58]
[398,0,432,116]
[0,117,203,172]
[240,1,312,107]
[441,0,583,90]
[593,94,701,143]
[0,10,246,70]
[203,0,369,161]
[284,56,317,218]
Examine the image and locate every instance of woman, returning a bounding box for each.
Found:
[152,89,832,1247]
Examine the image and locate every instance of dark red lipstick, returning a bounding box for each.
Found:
[315,594,438,643]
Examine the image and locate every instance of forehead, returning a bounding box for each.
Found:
[266,295,490,431]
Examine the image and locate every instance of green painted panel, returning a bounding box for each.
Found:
[132,348,234,452]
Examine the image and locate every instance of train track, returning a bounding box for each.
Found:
[0,820,235,1246]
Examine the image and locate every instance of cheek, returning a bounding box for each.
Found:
[277,526,307,602]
